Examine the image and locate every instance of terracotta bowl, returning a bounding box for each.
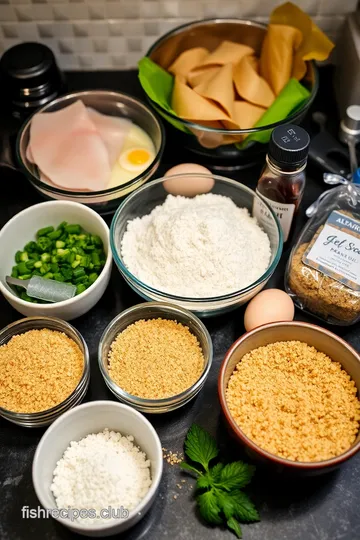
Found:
[218,321,360,475]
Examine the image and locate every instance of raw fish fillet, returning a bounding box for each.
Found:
[26,143,35,164]
[29,100,111,191]
[87,108,132,167]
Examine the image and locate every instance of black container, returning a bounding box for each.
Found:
[0,42,65,118]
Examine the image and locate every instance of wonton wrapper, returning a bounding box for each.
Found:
[260,24,303,95]
[234,56,275,108]
[168,47,209,78]
[193,63,234,118]
[171,76,230,122]
[232,101,266,129]
[270,2,334,81]
[187,66,220,88]
[198,40,254,68]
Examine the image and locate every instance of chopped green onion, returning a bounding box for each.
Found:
[37,226,54,237]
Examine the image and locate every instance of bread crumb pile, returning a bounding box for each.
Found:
[108,318,204,399]
[0,329,84,413]
[51,428,152,526]
[226,341,360,462]
[162,447,183,465]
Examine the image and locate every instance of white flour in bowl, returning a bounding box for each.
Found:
[121,193,271,298]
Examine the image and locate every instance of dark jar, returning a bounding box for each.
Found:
[256,124,310,243]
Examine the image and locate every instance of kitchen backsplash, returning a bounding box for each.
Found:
[0,0,357,70]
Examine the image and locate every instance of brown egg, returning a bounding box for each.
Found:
[163,163,214,196]
[244,289,295,332]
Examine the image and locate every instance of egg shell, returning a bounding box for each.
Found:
[163,163,214,196]
[244,289,295,332]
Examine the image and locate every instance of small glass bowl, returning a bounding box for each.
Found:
[16,90,165,215]
[110,174,283,317]
[0,317,90,428]
[98,302,213,413]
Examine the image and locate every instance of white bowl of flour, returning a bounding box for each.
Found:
[111,174,283,316]
[32,401,163,536]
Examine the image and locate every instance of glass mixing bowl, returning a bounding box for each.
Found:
[110,174,283,317]
[0,316,90,428]
[98,302,213,413]
[16,90,165,215]
[145,19,318,168]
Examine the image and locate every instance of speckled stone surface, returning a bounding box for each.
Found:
[0,69,359,540]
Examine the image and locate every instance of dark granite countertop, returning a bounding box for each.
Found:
[0,68,359,540]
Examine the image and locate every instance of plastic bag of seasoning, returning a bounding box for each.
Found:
[285,183,360,325]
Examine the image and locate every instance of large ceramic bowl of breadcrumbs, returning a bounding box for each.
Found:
[98,302,213,413]
[0,316,90,427]
[218,321,360,475]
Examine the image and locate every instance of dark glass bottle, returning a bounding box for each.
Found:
[256,124,310,243]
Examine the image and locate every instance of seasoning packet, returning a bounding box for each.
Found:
[285,184,360,325]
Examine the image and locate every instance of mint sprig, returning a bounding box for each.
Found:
[180,424,259,538]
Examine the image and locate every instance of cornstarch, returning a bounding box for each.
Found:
[51,429,152,526]
[121,193,271,297]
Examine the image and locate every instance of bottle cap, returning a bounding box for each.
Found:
[0,42,64,116]
[269,124,310,167]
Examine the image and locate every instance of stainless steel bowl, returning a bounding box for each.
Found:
[146,19,318,166]
[16,90,165,214]
[0,317,90,427]
[98,302,213,413]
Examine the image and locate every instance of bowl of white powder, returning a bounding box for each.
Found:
[110,174,283,316]
[32,401,163,536]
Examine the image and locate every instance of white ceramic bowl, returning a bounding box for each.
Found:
[32,401,163,537]
[0,201,112,320]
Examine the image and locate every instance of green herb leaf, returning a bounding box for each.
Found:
[215,490,236,520]
[196,472,213,490]
[184,424,218,471]
[227,517,243,539]
[197,490,222,525]
[180,462,202,476]
[210,463,224,482]
[230,491,260,523]
[216,462,256,491]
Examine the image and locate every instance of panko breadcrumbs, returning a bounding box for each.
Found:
[108,318,204,399]
[0,329,84,413]
[226,341,360,462]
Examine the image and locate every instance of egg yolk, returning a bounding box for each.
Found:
[127,149,151,165]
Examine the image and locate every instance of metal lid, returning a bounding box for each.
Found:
[269,124,310,167]
[0,42,64,112]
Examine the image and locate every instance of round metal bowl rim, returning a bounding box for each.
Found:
[218,320,360,470]
[98,301,213,409]
[110,174,283,303]
[145,17,319,134]
[0,316,90,421]
[16,89,166,197]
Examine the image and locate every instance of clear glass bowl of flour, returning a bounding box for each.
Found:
[110,174,283,317]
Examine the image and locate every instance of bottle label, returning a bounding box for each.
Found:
[302,210,360,291]
[254,190,295,241]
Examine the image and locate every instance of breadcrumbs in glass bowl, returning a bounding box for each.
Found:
[0,316,90,427]
[219,321,360,475]
[98,302,213,413]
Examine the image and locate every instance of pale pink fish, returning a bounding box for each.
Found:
[26,142,35,164]
[29,100,111,191]
[87,107,132,167]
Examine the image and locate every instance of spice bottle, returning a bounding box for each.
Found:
[256,124,310,242]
